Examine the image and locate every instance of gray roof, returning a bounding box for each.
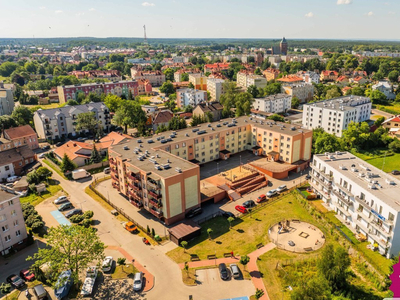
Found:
[0,189,19,203]
[303,96,371,110]
[255,93,290,101]
[34,102,108,119]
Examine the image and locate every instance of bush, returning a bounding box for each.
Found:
[0,282,12,295]
[83,210,94,219]
[31,221,45,233]
[70,214,84,224]
[81,219,92,228]
[26,214,42,227]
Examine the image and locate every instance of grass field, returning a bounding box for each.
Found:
[111,264,138,280]
[352,149,400,173]
[375,102,400,115]
[166,193,320,264]
[24,103,61,109]
[19,180,63,206]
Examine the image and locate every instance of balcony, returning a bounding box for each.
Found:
[368,232,389,248]
[312,174,332,190]
[130,199,143,209]
[111,173,119,181]
[130,183,141,192]
[129,190,142,201]
[149,208,163,218]
[370,220,393,238]
[45,131,52,136]
[332,190,353,207]
[336,206,351,218]
[149,198,162,208]
[110,159,117,166]
[354,196,373,211]
[128,173,140,182]
[147,180,161,190]
[148,190,161,199]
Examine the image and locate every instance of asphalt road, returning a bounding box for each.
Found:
[371,108,395,119]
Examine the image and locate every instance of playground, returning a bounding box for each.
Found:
[268,220,325,253]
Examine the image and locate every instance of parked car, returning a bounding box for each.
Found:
[54,196,69,205]
[65,208,83,218]
[102,256,113,273]
[33,284,48,299]
[288,240,295,247]
[242,200,256,208]
[58,202,73,211]
[266,189,278,198]
[277,185,287,193]
[103,167,111,174]
[41,145,50,151]
[133,272,144,292]
[6,176,20,183]
[54,270,73,300]
[185,207,203,218]
[305,174,311,180]
[220,211,235,218]
[19,269,35,281]
[229,264,240,279]
[218,263,229,280]
[39,153,46,159]
[6,274,24,288]
[235,205,247,214]
[256,194,266,203]
[392,170,400,175]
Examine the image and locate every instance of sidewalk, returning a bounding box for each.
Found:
[107,245,155,292]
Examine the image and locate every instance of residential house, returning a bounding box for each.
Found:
[277,75,303,84]
[263,68,280,81]
[1,146,37,178]
[152,110,174,132]
[69,70,122,81]
[3,125,39,150]
[372,81,396,100]
[193,102,223,121]
[336,76,350,87]
[203,63,230,74]
[174,69,201,83]
[382,115,400,138]
[130,68,165,87]
[298,71,320,84]
[320,70,339,82]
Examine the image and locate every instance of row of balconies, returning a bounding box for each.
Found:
[147,179,161,190]
[148,190,161,199]
[332,190,353,207]
[149,198,162,208]
[149,207,163,218]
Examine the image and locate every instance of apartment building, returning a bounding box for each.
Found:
[130,68,165,87]
[109,116,312,225]
[297,71,320,84]
[246,75,267,89]
[203,63,230,74]
[263,68,280,81]
[0,190,28,255]
[309,152,400,258]
[206,78,225,101]
[236,70,253,88]
[176,88,207,108]
[302,96,372,137]
[69,70,122,81]
[33,103,111,141]
[3,125,39,150]
[277,75,303,84]
[189,74,207,90]
[174,69,201,83]
[282,83,314,104]
[57,80,142,104]
[252,94,291,114]
[0,82,15,117]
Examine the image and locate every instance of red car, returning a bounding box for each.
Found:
[235,205,247,214]
[256,194,266,203]
[19,269,35,281]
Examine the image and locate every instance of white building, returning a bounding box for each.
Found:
[207,78,225,102]
[282,83,314,104]
[176,88,207,108]
[299,71,320,84]
[246,75,267,89]
[309,152,400,258]
[372,81,396,100]
[0,190,28,255]
[302,96,371,137]
[0,82,15,116]
[33,102,110,141]
[252,94,291,114]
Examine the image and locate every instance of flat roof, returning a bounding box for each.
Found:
[0,189,19,203]
[168,220,201,239]
[315,152,400,211]
[303,96,371,111]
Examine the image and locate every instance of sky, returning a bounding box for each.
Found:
[1,0,400,40]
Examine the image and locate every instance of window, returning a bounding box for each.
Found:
[2,225,9,232]
[0,214,6,222]
[11,210,16,217]
[0,204,3,211]
[5,166,9,171]
[175,145,179,149]
[16,230,21,237]
[5,235,11,242]
[13,220,18,227]
[8,200,13,206]
[182,142,186,147]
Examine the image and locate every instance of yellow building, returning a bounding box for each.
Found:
[189,74,207,90]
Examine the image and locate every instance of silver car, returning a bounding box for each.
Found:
[133,272,144,291]
[54,196,69,205]
[266,189,278,197]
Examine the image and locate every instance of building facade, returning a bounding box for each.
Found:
[302,96,372,137]
[0,190,28,255]
[298,71,320,84]
[282,83,314,103]
[189,74,208,90]
[246,75,267,89]
[0,82,15,117]
[130,68,165,87]
[3,125,39,150]
[263,68,280,81]
[176,88,208,108]
[109,116,312,225]
[372,81,396,100]
[193,102,223,121]
[69,70,122,81]
[33,103,111,140]
[309,152,400,258]
[206,78,225,102]
[252,94,291,114]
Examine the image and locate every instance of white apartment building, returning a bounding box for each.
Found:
[302,96,371,137]
[0,163,15,182]
[33,102,111,141]
[0,82,15,117]
[309,152,400,258]
[0,190,27,255]
[282,83,314,103]
[176,88,208,108]
[252,94,291,114]
[246,75,267,89]
[207,78,225,102]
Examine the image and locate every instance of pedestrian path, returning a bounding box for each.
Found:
[107,245,155,292]
[178,243,276,300]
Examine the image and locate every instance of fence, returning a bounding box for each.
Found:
[88,179,165,242]
[81,161,109,171]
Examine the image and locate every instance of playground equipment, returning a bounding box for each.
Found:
[278,220,291,234]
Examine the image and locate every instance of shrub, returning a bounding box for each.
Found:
[151,228,155,237]
[31,221,45,233]
[83,210,94,219]
[0,282,12,295]
[70,214,84,224]
[81,219,92,228]
[26,214,42,227]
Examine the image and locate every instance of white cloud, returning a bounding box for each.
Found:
[337,0,352,5]
[367,11,374,16]
[55,10,63,14]
[305,12,314,18]
[39,6,46,10]
[89,8,96,11]
[142,2,155,6]
[76,12,85,17]
[388,11,395,15]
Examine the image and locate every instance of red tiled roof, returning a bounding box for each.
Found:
[321,70,339,76]
[153,110,173,125]
[277,75,303,83]
[4,125,36,140]
[337,76,349,82]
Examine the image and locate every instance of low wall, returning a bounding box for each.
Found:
[80,161,109,171]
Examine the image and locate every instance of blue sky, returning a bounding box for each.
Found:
[1,0,399,40]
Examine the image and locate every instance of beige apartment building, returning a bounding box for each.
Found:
[206,78,225,101]
[282,83,314,103]
[109,116,312,225]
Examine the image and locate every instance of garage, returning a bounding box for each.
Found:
[168,220,201,245]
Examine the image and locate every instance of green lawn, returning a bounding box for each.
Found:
[111,264,138,280]
[352,149,400,173]
[375,102,400,115]
[166,193,321,263]
[42,159,68,179]
[19,180,63,206]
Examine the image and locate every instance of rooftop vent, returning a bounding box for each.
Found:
[175,167,182,173]
[162,164,171,169]
[339,165,347,170]
[123,146,129,150]
[192,128,199,133]
[155,164,162,170]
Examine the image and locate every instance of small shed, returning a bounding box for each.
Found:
[35,183,47,194]
[168,220,201,245]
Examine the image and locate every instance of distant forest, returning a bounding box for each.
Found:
[2,37,400,52]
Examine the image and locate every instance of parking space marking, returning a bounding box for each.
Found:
[50,210,71,225]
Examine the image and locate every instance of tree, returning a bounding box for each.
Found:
[369,89,387,103]
[227,217,234,228]
[155,124,168,134]
[389,139,400,153]
[11,106,33,126]
[60,153,77,173]
[113,101,147,134]
[0,115,17,129]
[264,82,281,96]
[351,86,365,96]
[374,116,385,127]
[75,112,101,137]
[267,114,285,122]
[240,255,250,270]
[167,116,187,130]
[188,82,195,89]
[183,262,189,276]
[181,73,189,81]
[163,68,175,81]
[159,81,175,96]
[325,88,341,99]
[180,241,188,253]
[28,225,105,285]
[247,85,259,98]
[254,68,262,75]
[388,70,399,83]
[90,145,101,164]
[207,228,213,240]
[104,94,123,112]
[291,96,300,109]
[291,276,332,300]
[35,167,52,182]
[117,257,126,272]
[66,99,79,106]
[255,289,264,300]
[0,61,18,77]
[151,228,155,237]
